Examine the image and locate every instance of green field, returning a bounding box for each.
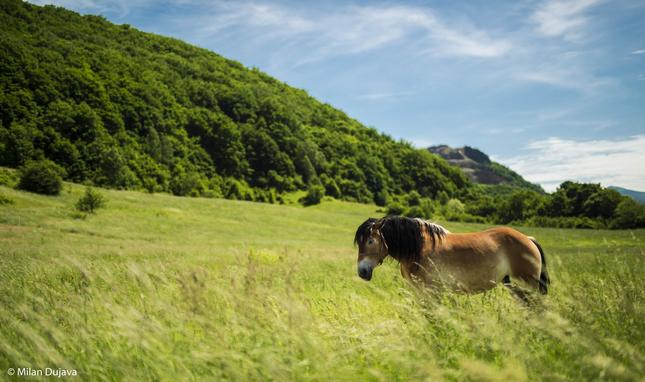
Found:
[1,183,643,381]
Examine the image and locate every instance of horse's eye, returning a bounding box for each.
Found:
[367,239,374,245]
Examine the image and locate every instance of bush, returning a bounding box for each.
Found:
[321,176,341,199]
[223,178,255,201]
[386,202,406,216]
[0,167,19,187]
[0,193,14,205]
[17,160,64,195]
[76,186,106,213]
[170,171,205,197]
[407,191,422,206]
[301,185,324,206]
[443,198,465,220]
[374,190,389,206]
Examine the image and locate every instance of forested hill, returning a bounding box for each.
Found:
[0,0,469,205]
[428,145,543,193]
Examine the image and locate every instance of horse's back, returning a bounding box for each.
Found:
[429,227,541,291]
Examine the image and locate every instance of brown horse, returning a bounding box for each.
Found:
[354,216,549,301]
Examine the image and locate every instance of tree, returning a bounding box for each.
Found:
[496,191,542,223]
[611,198,645,228]
[583,189,622,219]
[76,186,106,213]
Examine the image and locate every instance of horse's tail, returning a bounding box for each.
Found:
[529,237,550,295]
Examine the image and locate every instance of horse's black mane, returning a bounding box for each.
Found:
[354,216,447,264]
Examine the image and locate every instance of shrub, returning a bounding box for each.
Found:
[436,190,450,205]
[323,178,341,199]
[443,198,465,220]
[17,160,64,195]
[374,190,390,206]
[386,202,406,216]
[0,193,14,205]
[76,186,106,213]
[0,167,19,187]
[223,178,255,201]
[406,191,421,206]
[170,171,205,197]
[301,185,324,206]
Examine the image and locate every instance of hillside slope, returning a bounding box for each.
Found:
[0,0,467,205]
[429,145,543,192]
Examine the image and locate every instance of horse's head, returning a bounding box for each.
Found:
[354,218,388,281]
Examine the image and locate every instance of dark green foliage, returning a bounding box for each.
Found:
[495,190,542,224]
[301,184,325,206]
[0,1,467,206]
[611,198,645,229]
[170,171,205,197]
[0,193,13,205]
[17,160,64,195]
[320,174,341,199]
[76,186,105,213]
[0,167,18,187]
[386,202,407,216]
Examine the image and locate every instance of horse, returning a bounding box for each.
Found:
[354,216,550,302]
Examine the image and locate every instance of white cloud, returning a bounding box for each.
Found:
[632,49,645,54]
[513,66,616,93]
[188,2,512,63]
[496,135,645,192]
[531,0,603,40]
[193,2,314,38]
[357,91,415,101]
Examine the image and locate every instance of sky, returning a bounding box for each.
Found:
[29,0,645,192]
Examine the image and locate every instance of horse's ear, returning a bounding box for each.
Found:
[355,217,379,246]
[372,217,386,230]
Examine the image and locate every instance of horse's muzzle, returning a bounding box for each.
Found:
[358,263,373,281]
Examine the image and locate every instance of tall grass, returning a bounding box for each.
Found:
[0,181,643,381]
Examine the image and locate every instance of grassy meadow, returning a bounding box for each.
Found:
[0,181,644,381]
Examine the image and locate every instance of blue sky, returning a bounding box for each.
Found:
[30,0,645,191]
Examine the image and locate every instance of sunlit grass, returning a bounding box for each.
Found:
[1,182,643,381]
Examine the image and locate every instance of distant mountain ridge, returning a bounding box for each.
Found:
[428,145,543,192]
[608,186,645,204]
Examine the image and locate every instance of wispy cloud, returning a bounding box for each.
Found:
[632,49,645,54]
[531,0,603,41]
[513,66,617,93]
[357,91,415,101]
[187,2,512,64]
[496,135,645,192]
